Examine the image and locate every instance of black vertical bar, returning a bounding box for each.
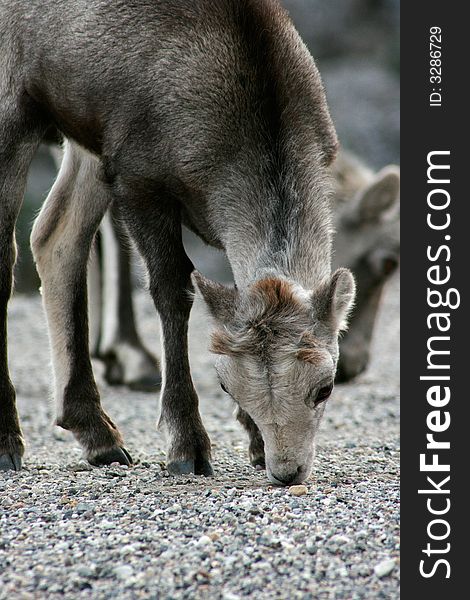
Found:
[401,3,467,597]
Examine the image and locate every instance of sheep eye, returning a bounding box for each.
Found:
[220,383,229,394]
[315,383,333,405]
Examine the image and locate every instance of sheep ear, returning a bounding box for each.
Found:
[192,271,238,324]
[357,166,400,222]
[313,268,356,332]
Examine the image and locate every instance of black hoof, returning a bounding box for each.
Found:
[120,447,133,464]
[89,446,133,467]
[167,459,195,475]
[249,448,266,471]
[0,452,22,472]
[167,458,214,476]
[252,456,266,471]
[195,458,214,476]
[128,374,162,393]
[335,361,366,384]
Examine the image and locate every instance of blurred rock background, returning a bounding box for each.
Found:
[14,0,399,293]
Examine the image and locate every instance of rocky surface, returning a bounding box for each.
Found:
[1,271,399,599]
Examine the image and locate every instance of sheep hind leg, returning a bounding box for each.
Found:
[31,142,132,466]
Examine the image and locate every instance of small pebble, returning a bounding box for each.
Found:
[329,534,351,545]
[288,485,308,496]
[306,540,317,555]
[114,565,134,580]
[196,535,213,547]
[374,559,396,578]
[68,461,92,472]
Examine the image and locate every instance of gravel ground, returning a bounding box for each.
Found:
[1,272,400,599]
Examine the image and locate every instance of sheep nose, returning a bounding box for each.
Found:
[271,466,301,485]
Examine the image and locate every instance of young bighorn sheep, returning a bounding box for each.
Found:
[0,0,355,484]
[41,147,399,474]
[332,152,400,382]
[67,149,399,390]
